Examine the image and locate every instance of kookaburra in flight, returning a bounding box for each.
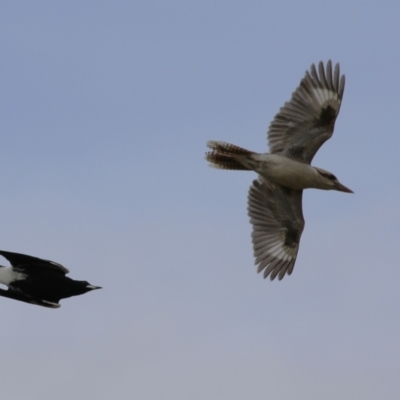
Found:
[206,61,352,280]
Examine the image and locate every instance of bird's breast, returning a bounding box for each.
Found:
[250,154,320,190]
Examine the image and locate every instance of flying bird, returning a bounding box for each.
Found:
[0,250,101,308]
[206,60,352,280]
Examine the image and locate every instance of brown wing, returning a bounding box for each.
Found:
[247,177,305,280]
[267,61,345,164]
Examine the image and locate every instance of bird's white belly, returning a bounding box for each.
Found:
[251,154,320,190]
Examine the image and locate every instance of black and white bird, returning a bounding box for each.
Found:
[206,61,352,280]
[0,250,101,308]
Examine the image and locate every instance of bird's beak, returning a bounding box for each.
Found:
[87,285,102,290]
[335,182,354,193]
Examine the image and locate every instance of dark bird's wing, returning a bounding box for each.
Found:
[267,60,345,164]
[247,177,305,280]
[0,287,60,308]
[0,250,69,274]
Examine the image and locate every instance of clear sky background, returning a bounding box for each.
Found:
[0,1,399,399]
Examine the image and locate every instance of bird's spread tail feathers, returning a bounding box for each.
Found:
[205,141,255,170]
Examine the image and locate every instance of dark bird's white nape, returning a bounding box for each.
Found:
[0,250,101,308]
[205,61,353,280]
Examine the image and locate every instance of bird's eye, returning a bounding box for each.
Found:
[329,174,337,180]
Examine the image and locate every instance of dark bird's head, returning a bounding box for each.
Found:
[315,167,353,193]
[36,280,101,307]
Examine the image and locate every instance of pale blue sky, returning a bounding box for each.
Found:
[0,1,399,399]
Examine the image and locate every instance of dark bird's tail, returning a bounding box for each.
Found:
[205,141,255,170]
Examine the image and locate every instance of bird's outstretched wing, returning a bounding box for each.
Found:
[267,60,345,164]
[0,250,69,275]
[0,287,60,308]
[247,177,304,280]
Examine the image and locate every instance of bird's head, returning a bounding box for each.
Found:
[74,281,102,295]
[314,167,353,193]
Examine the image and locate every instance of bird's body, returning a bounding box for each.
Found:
[0,250,101,308]
[205,61,352,280]
[241,153,316,189]
[207,145,349,191]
